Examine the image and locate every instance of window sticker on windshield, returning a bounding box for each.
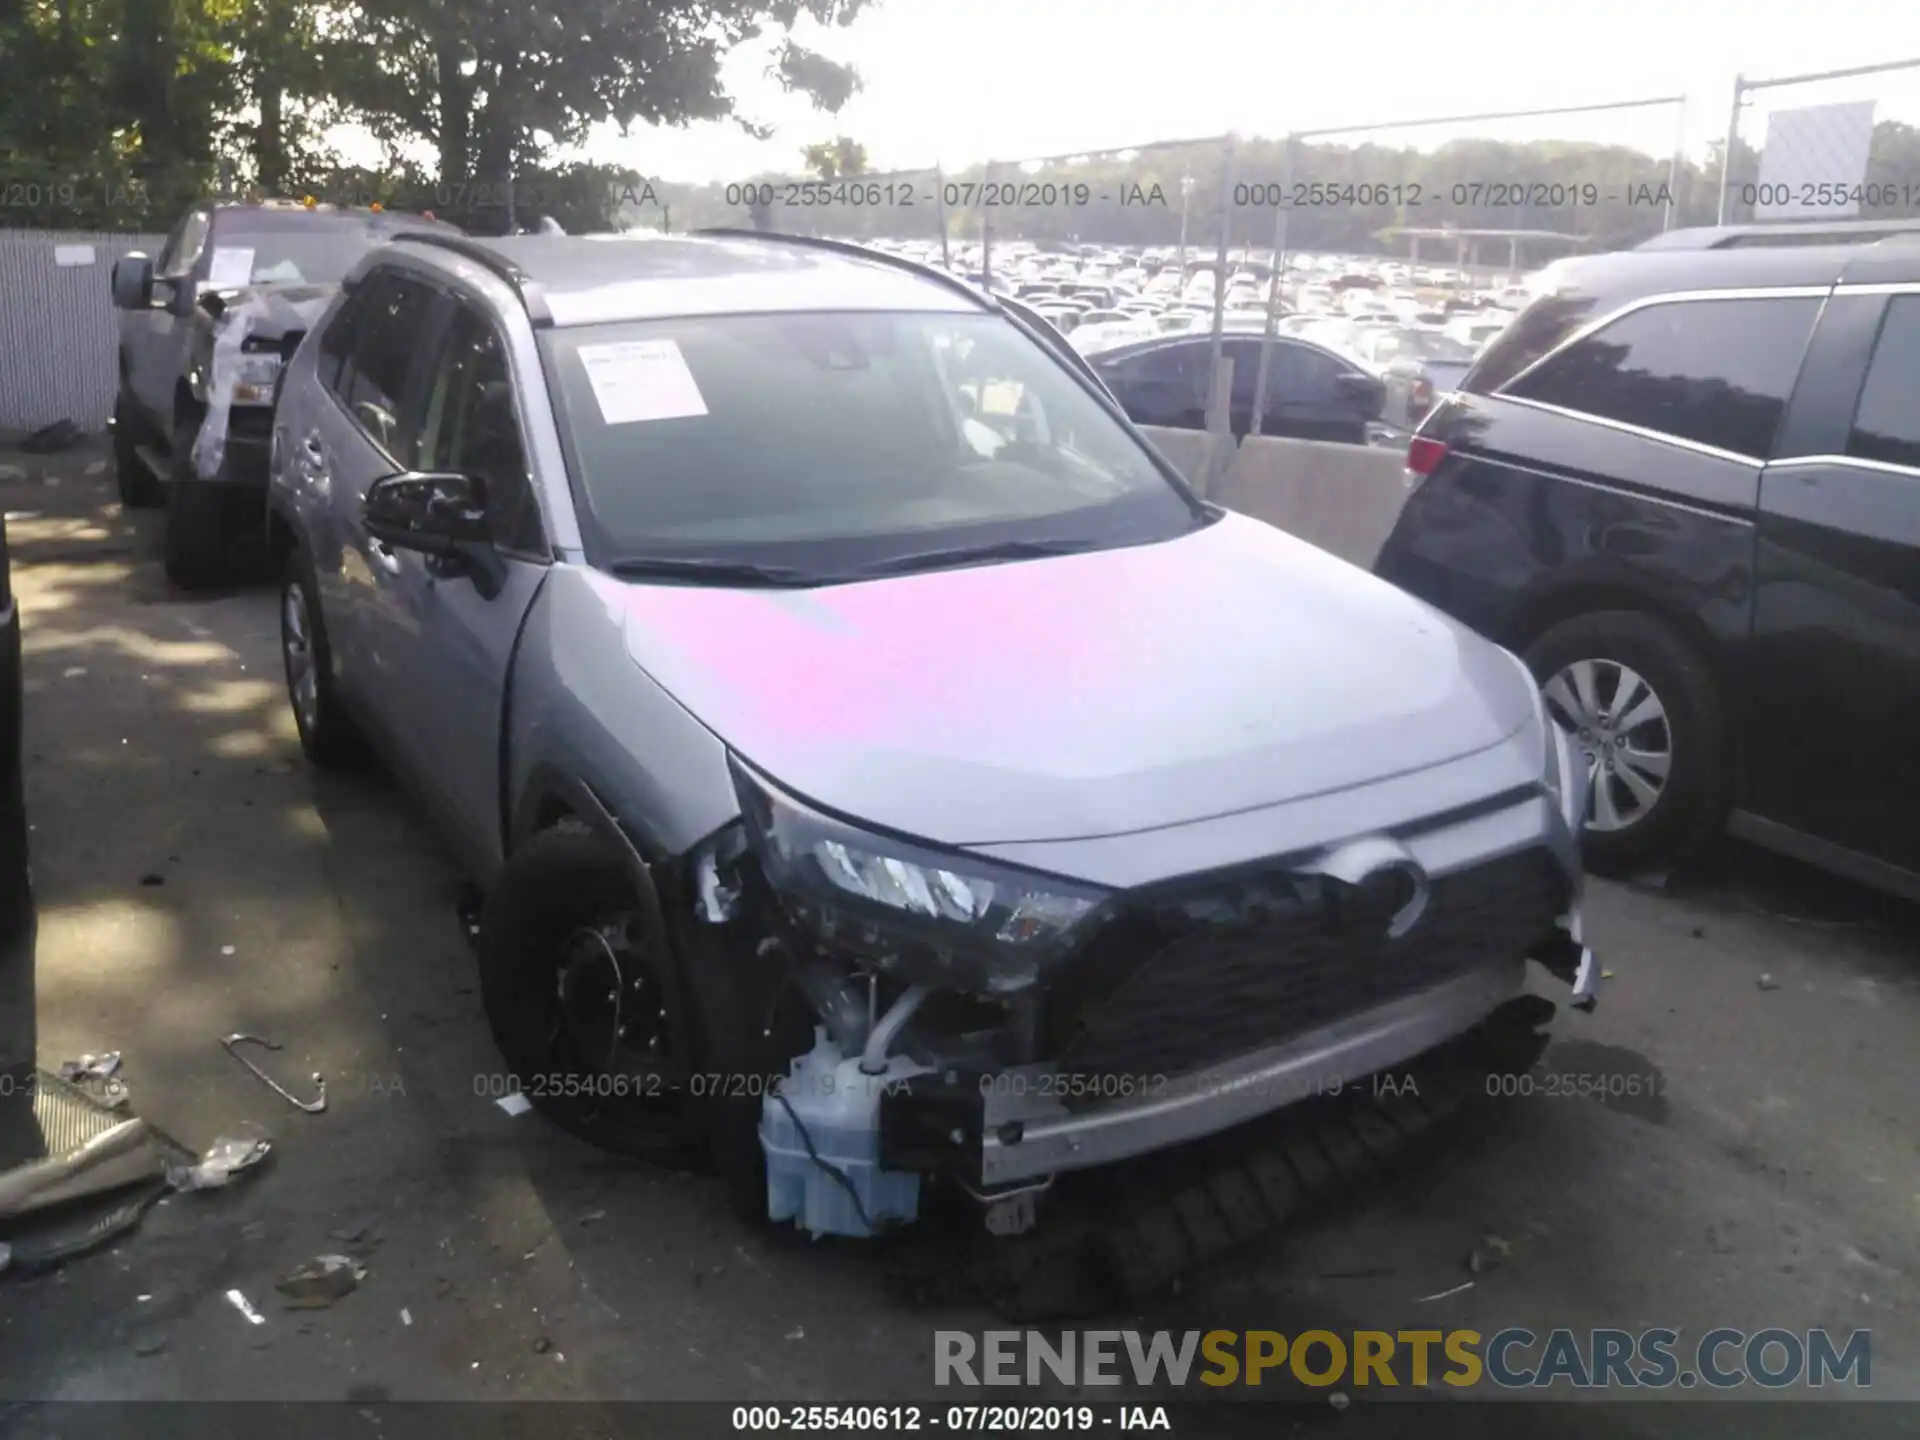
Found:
[578,340,708,424]
[206,247,255,289]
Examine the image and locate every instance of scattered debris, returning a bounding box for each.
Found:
[328,1221,381,1245]
[0,1117,167,1219]
[495,1092,533,1117]
[578,1209,607,1227]
[84,458,108,476]
[225,1289,267,1326]
[167,1124,273,1193]
[58,1052,122,1083]
[221,1033,327,1113]
[786,1326,805,1340]
[0,1242,10,1273]
[1690,926,1706,939]
[1328,1391,1351,1411]
[221,945,237,956]
[1758,973,1780,991]
[400,1308,413,1326]
[132,1331,168,1357]
[277,1254,367,1309]
[1413,1281,1475,1303]
[62,666,87,679]
[139,874,165,887]
[1468,1235,1514,1275]
[1601,969,1616,980]
[533,1337,552,1354]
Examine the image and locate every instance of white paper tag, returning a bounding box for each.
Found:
[53,245,95,267]
[578,340,708,425]
[206,247,255,289]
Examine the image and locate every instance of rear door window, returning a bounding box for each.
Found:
[1502,295,1821,459]
[1847,295,1920,471]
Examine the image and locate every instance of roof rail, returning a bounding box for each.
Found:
[389,231,553,326]
[692,227,995,311]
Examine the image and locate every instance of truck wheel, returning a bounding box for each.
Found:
[163,415,231,590]
[478,827,703,1161]
[1524,611,1727,876]
[113,396,162,509]
[280,549,364,768]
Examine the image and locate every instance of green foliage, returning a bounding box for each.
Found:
[0,0,876,232]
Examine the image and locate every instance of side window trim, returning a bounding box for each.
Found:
[1840,293,1920,475]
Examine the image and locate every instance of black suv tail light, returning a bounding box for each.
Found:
[1407,436,1449,478]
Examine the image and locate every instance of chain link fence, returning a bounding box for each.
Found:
[1715,59,1920,225]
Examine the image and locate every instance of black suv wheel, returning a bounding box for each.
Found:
[1525,611,1727,875]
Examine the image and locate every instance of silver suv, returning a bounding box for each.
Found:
[267,230,1600,1240]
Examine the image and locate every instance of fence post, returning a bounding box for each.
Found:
[1717,74,1744,225]
[1248,133,1295,440]
[1664,100,1685,232]
[934,166,952,269]
[1202,135,1236,494]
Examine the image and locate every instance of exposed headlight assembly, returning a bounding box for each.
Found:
[732,759,1110,997]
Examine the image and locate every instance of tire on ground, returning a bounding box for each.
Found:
[1523,609,1727,876]
[163,414,232,589]
[280,547,365,768]
[113,395,161,509]
[477,826,703,1161]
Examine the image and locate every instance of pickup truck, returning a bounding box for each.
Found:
[109,200,456,587]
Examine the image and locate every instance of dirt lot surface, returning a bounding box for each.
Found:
[0,441,1914,1437]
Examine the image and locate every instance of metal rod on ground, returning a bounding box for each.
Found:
[1249,135,1295,440]
[1202,136,1236,495]
[1718,74,1744,226]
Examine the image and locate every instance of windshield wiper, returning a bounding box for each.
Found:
[604,556,830,588]
[846,536,1102,579]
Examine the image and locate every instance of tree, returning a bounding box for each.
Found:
[802,135,867,179]
[314,0,875,230]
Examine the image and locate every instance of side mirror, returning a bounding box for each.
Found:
[1334,371,1386,419]
[111,253,154,311]
[364,472,491,556]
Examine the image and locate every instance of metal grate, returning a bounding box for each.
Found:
[1045,848,1566,1095]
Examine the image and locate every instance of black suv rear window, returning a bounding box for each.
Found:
[1499,295,1820,459]
[1462,293,1600,394]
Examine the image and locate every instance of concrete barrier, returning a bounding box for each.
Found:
[1211,435,1417,570]
[1138,425,1234,491]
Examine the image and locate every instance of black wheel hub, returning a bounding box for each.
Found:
[552,915,674,1076]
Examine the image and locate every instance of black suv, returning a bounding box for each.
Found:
[1374,230,1920,898]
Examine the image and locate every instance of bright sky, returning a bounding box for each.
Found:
[584,0,1920,182]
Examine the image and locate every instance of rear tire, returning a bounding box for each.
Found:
[113,396,162,509]
[1524,610,1726,876]
[163,415,232,590]
[280,549,365,768]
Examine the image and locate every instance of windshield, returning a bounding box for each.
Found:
[205,215,440,288]
[541,309,1199,577]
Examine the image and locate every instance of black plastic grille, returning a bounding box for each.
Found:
[1045,847,1566,1098]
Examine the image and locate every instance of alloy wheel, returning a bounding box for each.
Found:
[1543,658,1672,832]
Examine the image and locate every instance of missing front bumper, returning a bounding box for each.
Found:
[880,909,1598,1191]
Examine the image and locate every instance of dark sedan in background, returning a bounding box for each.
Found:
[1087,333,1385,444]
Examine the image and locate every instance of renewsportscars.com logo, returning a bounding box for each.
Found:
[935,1328,1872,1390]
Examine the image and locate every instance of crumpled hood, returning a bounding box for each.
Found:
[607,512,1537,846]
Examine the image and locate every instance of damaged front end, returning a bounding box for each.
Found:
[689,737,1599,1243]
[188,286,334,483]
